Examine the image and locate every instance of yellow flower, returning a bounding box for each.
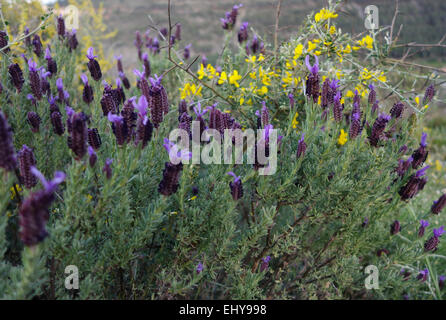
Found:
[346,90,355,98]
[342,44,352,54]
[218,71,228,85]
[292,112,299,128]
[197,64,206,80]
[376,72,387,83]
[315,8,338,23]
[329,26,336,35]
[206,64,216,79]
[435,160,443,172]
[229,70,242,87]
[308,41,317,52]
[338,129,348,145]
[257,86,268,96]
[335,70,344,80]
[180,83,202,100]
[415,96,420,105]
[360,68,373,80]
[262,75,271,86]
[10,184,22,200]
[246,55,256,64]
[357,35,374,50]
[293,44,304,60]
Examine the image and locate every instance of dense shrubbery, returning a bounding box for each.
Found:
[0,1,445,299]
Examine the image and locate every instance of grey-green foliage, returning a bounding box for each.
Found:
[1,8,445,300]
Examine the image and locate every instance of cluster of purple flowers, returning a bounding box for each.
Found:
[19,169,65,247]
[55,14,79,51]
[221,4,243,30]
[159,139,192,196]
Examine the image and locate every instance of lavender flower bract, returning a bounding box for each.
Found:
[423,84,435,105]
[103,158,113,179]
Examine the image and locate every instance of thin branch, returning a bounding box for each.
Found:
[389,0,399,47]
[273,0,283,58]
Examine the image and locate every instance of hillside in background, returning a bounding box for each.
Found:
[57,0,446,69]
[54,0,446,70]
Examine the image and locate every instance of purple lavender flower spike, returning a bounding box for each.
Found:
[28,59,42,100]
[88,146,97,168]
[297,133,307,158]
[183,44,191,60]
[196,262,204,274]
[228,171,243,200]
[439,275,446,289]
[432,194,446,214]
[103,158,113,179]
[260,256,271,272]
[86,47,102,81]
[238,22,249,43]
[417,269,429,282]
[425,226,445,251]
[288,93,295,109]
[19,169,65,246]
[108,112,128,145]
[418,219,429,237]
[263,124,273,141]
